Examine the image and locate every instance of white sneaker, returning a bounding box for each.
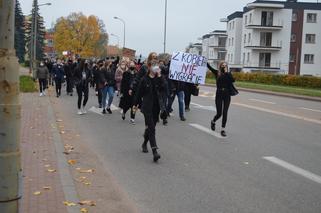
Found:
[39,93,43,97]
[77,109,83,115]
[81,107,87,114]
[43,91,46,96]
[130,119,135,125]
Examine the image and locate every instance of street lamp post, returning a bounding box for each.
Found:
[113,16,126,48]
[164,0,168,54]
[32,2,51,78]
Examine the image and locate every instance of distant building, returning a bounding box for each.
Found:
[223,0,321,76]
[44,29,56,59]
[202,30,227,69]
[186,43,202,56]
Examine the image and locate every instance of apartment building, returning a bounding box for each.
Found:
[186,43,202,56]
[224,0,321,76]
[202,30,227,68]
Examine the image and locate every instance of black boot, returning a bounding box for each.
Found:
[152,148,161,162]
[142,142,148,153]
[211,120,215,131]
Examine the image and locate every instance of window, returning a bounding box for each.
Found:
[218,52,226,60]
[228,54,230,62]
[306,34,316,43]
[245,15,248,25]
[231,54,233,62]
[262,11,274,26]
[248,33,251,43]
[304,54,314,64]
[232,38,234,46]
[228,38,231,46]
[307,13,317,23]
[229,23,232,30]
[291,34,296,42]
[249,13,252,23]
[260,32,272,46]
[247,53,250,62]
[232,21,235,29]
[259,53,271,67]
[244,34,247,44]
[289,53,295,62]
[243,53,246,64]
[292,12,297,22]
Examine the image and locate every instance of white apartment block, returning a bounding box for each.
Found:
[202,31,227,69]
[186,43,202,56]
[224,0,321,76]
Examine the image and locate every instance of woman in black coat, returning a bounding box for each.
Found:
[74,59,92,115]
[119,61,137,124]
[134,57,167,162]
[207,62,236,137]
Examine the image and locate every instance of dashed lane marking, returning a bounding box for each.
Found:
[263,156,321,185]
[299,107,321,113]
[89,104,120,115]
[249,98,276,105]
[189,123,224,139]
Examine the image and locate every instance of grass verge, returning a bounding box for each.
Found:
[20,75,37,93]
[205,78,321,98]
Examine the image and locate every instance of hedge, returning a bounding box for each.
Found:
[206,71,321,89]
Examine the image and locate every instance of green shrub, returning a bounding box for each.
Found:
[20,75,37,93]
[210,71,321,89]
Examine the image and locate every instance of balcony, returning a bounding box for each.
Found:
[244,45,281,51]
[245,24,283,30]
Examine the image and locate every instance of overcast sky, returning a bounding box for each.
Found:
[20,0,314,57]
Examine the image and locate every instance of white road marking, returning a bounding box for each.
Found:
[263,156,321,185]
[249,98,276,105]
[89,104,120,115]
[191,102,216,111]
[189,123,224,139]
[299,107,321,113]
[233,102,321,125]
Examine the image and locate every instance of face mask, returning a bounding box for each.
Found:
[121,65,126,69]
[40,63,44,66]
[129,67,135,70]
[220,67,226,72]
[152,65,160,73]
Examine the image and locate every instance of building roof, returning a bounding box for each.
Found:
[227,11,243,21]
[245,0,321,11]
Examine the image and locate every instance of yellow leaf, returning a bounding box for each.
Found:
[78,169,94,173]
[33,191,41,195]
[43,186,51,190]
[47,169,56,173]
[80,208,88,213]
[68,160,77,165]
[63,201,77,206]
[83,182,91,186]
[79,200,96,206]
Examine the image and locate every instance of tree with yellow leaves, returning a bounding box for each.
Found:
[54,12,108,58]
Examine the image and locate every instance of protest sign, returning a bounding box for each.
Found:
[169,52,208,85]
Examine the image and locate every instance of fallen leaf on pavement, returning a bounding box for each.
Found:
[79,200,96,206]
[60,131,65,134]
[33,191,41,195]
[63,201,77,207]
[43,186,51,190]
[68,160,77,165]
[47,169,56,173]
[77,169,95,173]
[76,176,87,182]
[83,182,91,186]
[80,208,88,213]
[56,119,63,122]
[44,164,51,168]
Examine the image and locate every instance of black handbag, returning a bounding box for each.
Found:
[229,84,239,96]
[191,84,199,96]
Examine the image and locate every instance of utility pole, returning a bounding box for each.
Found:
[163,0,168,54]
[0,0,22,212]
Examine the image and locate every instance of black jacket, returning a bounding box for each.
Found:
[130,64,148,91]
[74,66,92,86]
[134,75,166,115]
[207,63,235,95]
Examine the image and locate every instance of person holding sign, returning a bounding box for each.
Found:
[133,56,167,163]
[207,62,237,137]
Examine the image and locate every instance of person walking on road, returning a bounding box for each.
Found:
[64,59,76,96]
[134,57,167,162]
[167,79,186,121]
[119,61,137,124]
[102,60,116,114]
[53,59,65,98]
[115,60,126,96]
[207,62,236,137]
[36,61,49,97]
[75,59,92,115]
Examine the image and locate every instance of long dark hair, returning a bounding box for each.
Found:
[78,59,87,71]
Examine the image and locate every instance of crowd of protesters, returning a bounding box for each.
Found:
[36,52,235,162]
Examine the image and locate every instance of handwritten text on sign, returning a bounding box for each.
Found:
[169,52,208,85]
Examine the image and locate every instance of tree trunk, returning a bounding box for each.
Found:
[0,0,22,212]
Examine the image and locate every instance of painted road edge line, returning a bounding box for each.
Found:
[263,156,321,185]
[249,98,276,105]
[299,107,321,113]
[189,123,224,139]
[233,102,321,125]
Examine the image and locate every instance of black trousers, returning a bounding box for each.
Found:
[97,87,102,106]
[55,79,62,96]
[143,112,158,150]
[39,79,47,93]
[213,93,231,128]
[76,84,89,109]
[66,77,74,94]
[123,106,136,119]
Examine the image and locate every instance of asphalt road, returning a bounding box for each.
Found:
[53,85,321,213]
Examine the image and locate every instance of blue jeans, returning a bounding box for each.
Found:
[167,90,185,118]
[102,86,115,109]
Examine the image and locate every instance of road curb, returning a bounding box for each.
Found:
[204,83,321,102]
[47,96,80,213]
